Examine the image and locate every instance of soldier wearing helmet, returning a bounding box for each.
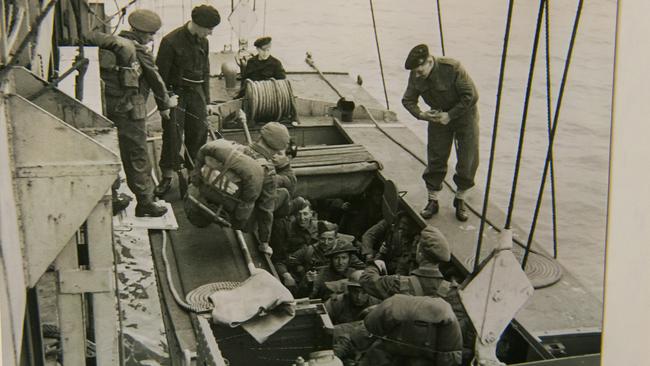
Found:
[324,270,381,325]
[359,225,475,363]
[87,9,176,217]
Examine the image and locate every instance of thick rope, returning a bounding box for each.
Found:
[435,0,446,56]
[544,0,560,259]
[368,0,390,110]
[504,0,546,229]
[474,0,516,273]
[522,0,584,269]
[244,79,294,122]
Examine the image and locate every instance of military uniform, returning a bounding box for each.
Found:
[325,291,381,325]
[89,29,171,209]
[362,294,463,366]
[360,225,475,362]
[360,219,417,275]
[402,48,479,195]
[156,23,211,171]
[240,142,278,243]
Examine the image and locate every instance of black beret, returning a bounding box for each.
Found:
[254,36,272,48]
[405,44,429,70]
[192,5,221,28]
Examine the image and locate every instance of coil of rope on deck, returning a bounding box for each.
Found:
[244,79,295,123]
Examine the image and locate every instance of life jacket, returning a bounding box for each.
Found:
[190,139,266,224]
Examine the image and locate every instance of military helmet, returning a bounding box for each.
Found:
[128,9,162,33]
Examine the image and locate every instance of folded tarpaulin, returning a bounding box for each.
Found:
[210,269,296,343]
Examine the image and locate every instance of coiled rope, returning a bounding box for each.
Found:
[244,79,295,123]
[161,230,240,313]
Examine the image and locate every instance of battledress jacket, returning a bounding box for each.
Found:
[155,23,210,101]
[88,30,170,113]
[401,57,478,126]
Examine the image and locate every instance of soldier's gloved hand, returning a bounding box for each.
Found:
[258,242,273,256]
[282,273,297,287]
[159,109,171,120]
[372,260,388,275]
[306,270,318,282]
[168,94,179,109]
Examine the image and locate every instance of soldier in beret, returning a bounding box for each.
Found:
[402,44,479,222]
[87,9,176,217]
[155,5,221,197]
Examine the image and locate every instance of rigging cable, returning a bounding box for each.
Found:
[368,0,390,110]
[474,0,516,273]
[544,0,560,259]
[435,0,446,56]
[504,0,546,229]
[522,0,584,269]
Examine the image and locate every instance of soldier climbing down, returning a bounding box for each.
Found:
[89,9,176,217]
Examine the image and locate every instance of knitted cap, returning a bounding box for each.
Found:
[418,225,451,262]
[191,5,221,28]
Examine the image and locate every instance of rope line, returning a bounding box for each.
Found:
[544,0,560,259]
[435,0,446,56]
[474,0,516,273]
[368,0,390,110]
[522,0,584,269]
[504,0,546,229]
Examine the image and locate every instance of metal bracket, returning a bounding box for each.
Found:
[58,268,113,294]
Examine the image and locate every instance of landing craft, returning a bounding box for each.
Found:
[0,0,607,365]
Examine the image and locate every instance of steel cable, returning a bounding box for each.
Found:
[474,0,516,273]
[435,0,446,56]
[522,0,584,269]
[505,0,547,229]
[544,0,560,259]
[368,0,390,110]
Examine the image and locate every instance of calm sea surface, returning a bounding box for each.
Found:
[128,0,615,298]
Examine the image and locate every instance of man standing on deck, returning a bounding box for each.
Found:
[88,9,175,217]
[402,44,479,222]
[154,5,221,197]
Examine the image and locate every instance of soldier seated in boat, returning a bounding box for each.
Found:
[325,270,381,325]
[309,239,366,301]
[362,294,463,366]
[359,225,475,363]
[360,211,419,275]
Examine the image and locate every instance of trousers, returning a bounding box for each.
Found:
[108,111,154,203]
[159,86,208,171]
[423,117,479,192]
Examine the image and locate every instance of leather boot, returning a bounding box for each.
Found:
[420,200,439,219]
[453,198,468,222]
[154,177,173,198]
[135,200,168,217]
